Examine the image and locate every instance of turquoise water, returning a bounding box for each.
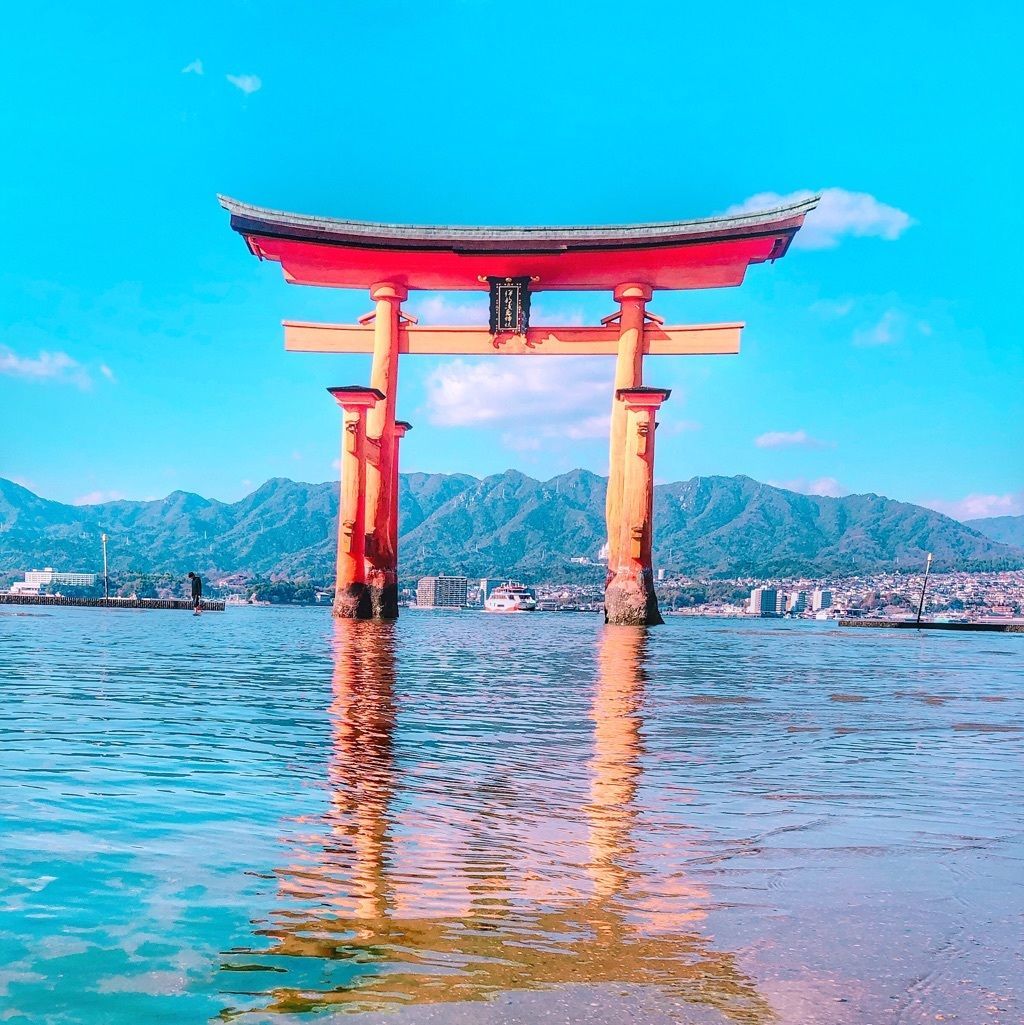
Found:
[1,606,1022,1024]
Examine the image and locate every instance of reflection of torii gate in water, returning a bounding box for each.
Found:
[221,622,771,1021]
[220,195,817,624]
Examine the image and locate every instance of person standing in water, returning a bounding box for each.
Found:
[187,571,203,614]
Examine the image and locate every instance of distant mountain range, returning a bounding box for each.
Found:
[965,514,1024,550]
[1,473,1021,582]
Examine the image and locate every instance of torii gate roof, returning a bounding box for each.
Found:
[218,195,818,292]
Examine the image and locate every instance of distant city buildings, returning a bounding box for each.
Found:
[812,588,834,611]
[416,575,468,608]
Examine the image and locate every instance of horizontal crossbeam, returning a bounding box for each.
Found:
[284,321,743,356]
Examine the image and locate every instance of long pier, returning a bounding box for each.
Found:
[0,594,225,612]
[840,618,1023,634]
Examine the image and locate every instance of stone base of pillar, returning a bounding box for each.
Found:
[604,569,664,626]
[333,583,372,619]
[366,571,399,621]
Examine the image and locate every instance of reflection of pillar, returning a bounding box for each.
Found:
[605,283,650,607]
[329,618,397,920]
[605,387,670,626]
[589,625,645,899]
[365,282,408,621]
[390,421,412,597]
[329,386,384,619]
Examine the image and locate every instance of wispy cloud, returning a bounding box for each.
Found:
[755,429,833,449]
[226,73,262,95]
[725,187,914,250]
[661,419,702,435]
[922,492,1024,521]
[99,364,116,382]
[73,490,127,506]
[181,59,204,75]
[811,298,855,319]
[769,477,849,498]
[0,345,91,388]
[853,309,931,347]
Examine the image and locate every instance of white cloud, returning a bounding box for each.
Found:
[427,357,610,429]
[724,187,914,250]
[811,298,855,319]
[99,364,116,382]
[852,309,932,347]
[769,477,849,498]
[73,490,127,506]
[853,309,901,346]
[661,419,702,435]
[532,301,585,326]
[923,492,1024,521]
[564,414,610,440]
[0,345,91,388]
[755,429,833,449]
[226,73,261,95]
[181,59,204,75]
[411,296,488,325]
[426,358,695,456]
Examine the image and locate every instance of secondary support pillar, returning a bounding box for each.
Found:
[329,386,384,619]
[390,421,412,595]
[605,387,670,626]
[365,282,408,620]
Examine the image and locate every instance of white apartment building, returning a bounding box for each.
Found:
[24,569,98,588]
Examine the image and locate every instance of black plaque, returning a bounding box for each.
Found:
[487,276,532,334]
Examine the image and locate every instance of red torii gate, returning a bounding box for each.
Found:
[220,195,816,625]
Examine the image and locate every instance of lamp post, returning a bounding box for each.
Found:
[101,533,109,600]
[915,552,933,627]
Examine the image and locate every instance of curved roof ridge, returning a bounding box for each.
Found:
[217,194,820,242]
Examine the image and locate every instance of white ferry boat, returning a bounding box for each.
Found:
[484,583,538,613]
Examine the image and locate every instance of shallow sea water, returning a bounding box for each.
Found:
[1,606,1022,1025]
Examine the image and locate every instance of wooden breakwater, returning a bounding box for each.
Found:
[840,618,1023,634]
[0,594,225,612]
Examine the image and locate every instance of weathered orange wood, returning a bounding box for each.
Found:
[364,284,406,620]
[606,387,670,626]
[605,284,650,612]
[328,386,383,619]
[390,421,411,579]
[284,320,742,356]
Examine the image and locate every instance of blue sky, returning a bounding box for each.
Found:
[2,0,1021,519]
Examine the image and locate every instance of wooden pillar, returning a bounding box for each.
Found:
[390,421,412,595]
[605,283,651,591]
[365,282,408,620]
[328,386,384,619]
[605,387,670,626]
